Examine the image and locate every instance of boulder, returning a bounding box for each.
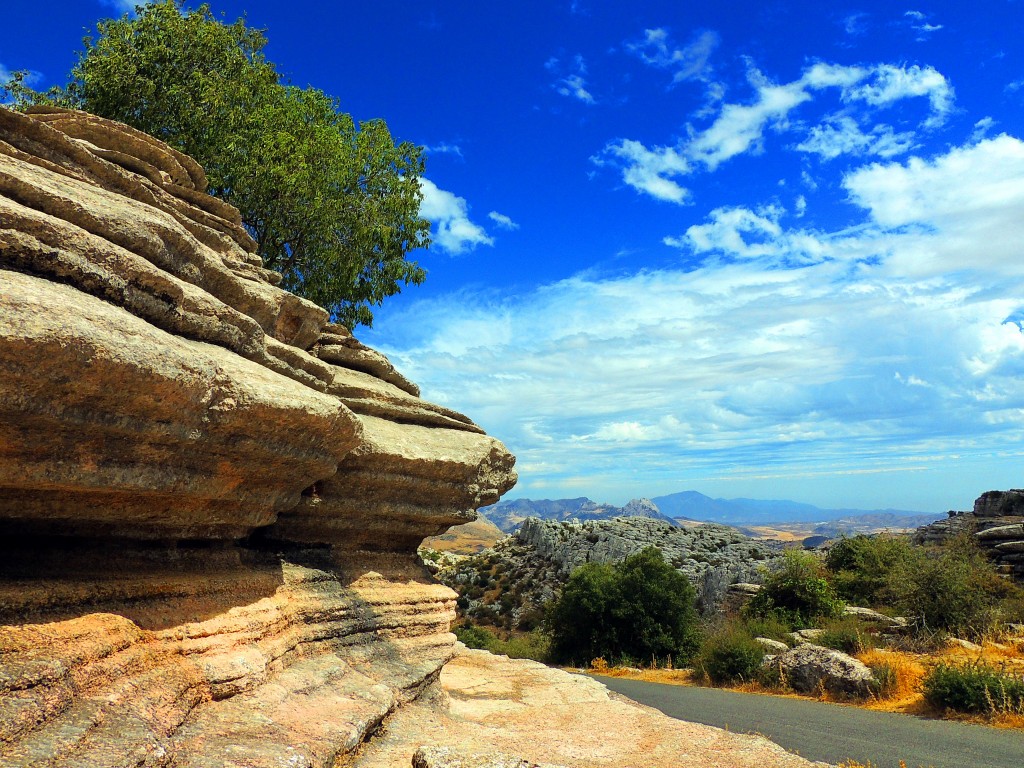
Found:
[755,637,790,653]
[770,644,874,697]
[843,606,909,628]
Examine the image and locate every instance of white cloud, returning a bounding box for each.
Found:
[627,28,720,84]
[0,64,10,84]
[687,75,811,169]
[488,211,519,230]
[417,178,494,254]
[904,10,944,40]
[593,61,955,201]
[841,64,952,127]
[797,116,916,160]
[593,139,691,204]
[372,137,1024,505]
[546,55,595,104]
[423,142,464,160]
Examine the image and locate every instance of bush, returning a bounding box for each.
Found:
[817,616,875,655]
[886,535,1022,640]
[454,623,497,651]
[923,662,1024,714]
[695,624,766,685]
[546,547,700,666]
[825,534,917,606]
[745,550,843,629]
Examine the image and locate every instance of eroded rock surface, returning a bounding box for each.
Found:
[355,649,827,768]
[915,489,1024,581]
[0,106,514,767]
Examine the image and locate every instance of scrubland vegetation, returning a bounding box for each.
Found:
[452,534,1024,725]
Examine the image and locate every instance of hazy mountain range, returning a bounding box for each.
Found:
[480,491,938,533]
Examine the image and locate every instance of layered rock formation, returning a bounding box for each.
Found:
[914,489,1024,580]
[440,516,783,629]
[0,105,515,767]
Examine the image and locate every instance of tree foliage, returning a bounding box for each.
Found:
[745,549,843,629]
[546,547,700,665]
[824,534,917,606]
[3,0,429,327]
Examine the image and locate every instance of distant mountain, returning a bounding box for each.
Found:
[651,490,934,526]
[481,496,677,533]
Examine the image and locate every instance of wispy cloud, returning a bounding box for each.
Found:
[627,28,720,85]
[545,55,596,104]
[904,10,944,40]
[417,178,494,254]
[796,116,917,159]
[371,137,1024,506]
[594,60,954,201]
[423,142,465,160]
[488,211,519,231]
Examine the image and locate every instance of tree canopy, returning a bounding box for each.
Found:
[3,0,429,328]
[546,547,700,665]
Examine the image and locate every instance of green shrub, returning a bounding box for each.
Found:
[454,623,497,651]
[817,616,875,655]
[868,662,899,698]
[695,623,766,685]
[923,662,1024,714]
[887,535,1022,640]
[741,615,792,643]
[546,547,700,666]
[745,550,843,629]
[825,534,917,606]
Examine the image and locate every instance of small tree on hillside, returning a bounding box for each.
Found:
[546,547,699,666]
[745,549,843,629]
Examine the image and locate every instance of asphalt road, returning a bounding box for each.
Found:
[592,675,1024,768]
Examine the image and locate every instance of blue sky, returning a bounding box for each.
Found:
[4,1,1024,512]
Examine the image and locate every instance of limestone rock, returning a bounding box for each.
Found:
[355,649,827,768]
[770,644,874,697]
[915,489,1024,582]
[0,270,358,540]
[0,106,518,767]
[755,637,790,653]
[842,606,908,628]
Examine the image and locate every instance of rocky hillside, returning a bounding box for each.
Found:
[482,496,677,531]
[915,489,1024,581]
[437,516,783,629]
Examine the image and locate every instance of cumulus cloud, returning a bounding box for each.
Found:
[627,28,720,84]
[594,60,955,201]
[592,139,691,204]
[488,211,519,230]
[417,178,494,254]
[371,137,1024,505]
[546,55,596,104]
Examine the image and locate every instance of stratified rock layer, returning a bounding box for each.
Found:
[915,489,1024,580]
[0,106,515,767]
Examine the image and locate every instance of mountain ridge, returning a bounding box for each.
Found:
[482,490,937,532]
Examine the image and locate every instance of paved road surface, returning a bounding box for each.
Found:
[592,675,1024,768]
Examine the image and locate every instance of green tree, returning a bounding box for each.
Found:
[825,534,917,606]
[4,1,429,327]
[546,547,700,666]
[745,549,843,629]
